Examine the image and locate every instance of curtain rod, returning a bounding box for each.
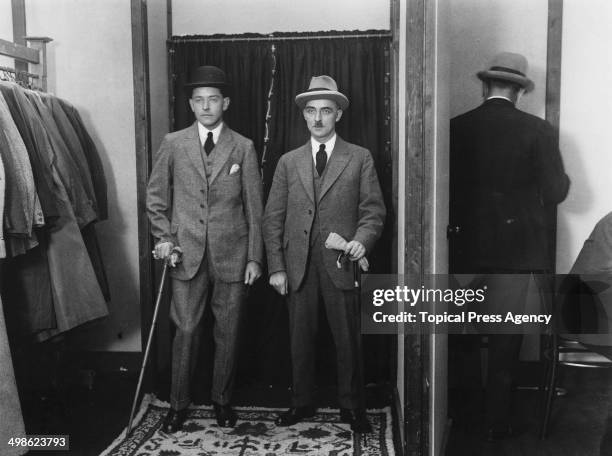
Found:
[169,32,392,43]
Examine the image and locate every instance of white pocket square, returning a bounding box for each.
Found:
[229,164,241,175]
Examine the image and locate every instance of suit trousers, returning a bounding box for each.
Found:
[170,248,245,410]
[288,241,364,409]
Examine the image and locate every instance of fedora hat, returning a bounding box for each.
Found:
[184,65,230,92]
[477,52,534,92]
[295,75,349,110]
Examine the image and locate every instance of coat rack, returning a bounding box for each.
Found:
[0,36,52,90]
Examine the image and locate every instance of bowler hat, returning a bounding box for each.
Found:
[184,65,230,92]
[295,75,349,110]
[477,52,534,92]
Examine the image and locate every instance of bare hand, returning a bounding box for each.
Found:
[154,242,174,261]
[244,261,262,285]
[153,242,182,268]
[269,271,288,296]
[345,240,366,261]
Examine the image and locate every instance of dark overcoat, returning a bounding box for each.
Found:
[449,98,570,272]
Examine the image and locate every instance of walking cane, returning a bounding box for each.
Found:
[126,250,178,436]
[353,260,361,293]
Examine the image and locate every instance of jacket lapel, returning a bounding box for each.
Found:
[319,136,352,201]
[184,122,207,182]
[296,143,315,204]
[209,125,234,185]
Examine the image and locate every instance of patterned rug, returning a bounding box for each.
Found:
[100,395,395,456]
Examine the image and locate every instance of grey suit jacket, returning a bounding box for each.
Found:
[147,122,264,282]
[263,136,385,291]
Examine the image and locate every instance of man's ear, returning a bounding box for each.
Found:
[336,109,343,122]
[188,98,196,113]
[223,97,230,111]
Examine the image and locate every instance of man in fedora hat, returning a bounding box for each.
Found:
[449,52,569,439]
[147,65,263,432]
[263,75,385,433]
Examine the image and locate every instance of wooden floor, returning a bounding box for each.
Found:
[447,366,612,456]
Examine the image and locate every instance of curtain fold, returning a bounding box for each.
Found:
[169,32,394,388]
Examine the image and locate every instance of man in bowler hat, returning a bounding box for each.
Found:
[147,65,263,432]
[263,75,385,433]
[449,52,569,439]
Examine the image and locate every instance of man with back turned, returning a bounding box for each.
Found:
[449,52,570,440]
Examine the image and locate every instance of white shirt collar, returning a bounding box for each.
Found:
[486,95,514,104]
[310,134,337,162]
[197,121,223,146]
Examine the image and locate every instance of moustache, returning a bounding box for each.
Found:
[314,121,323,127]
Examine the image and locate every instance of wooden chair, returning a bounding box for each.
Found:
[540,333,612,438]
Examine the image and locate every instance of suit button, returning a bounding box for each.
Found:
[199,219,204,224]
[200,189,205,193]
[308,209,313,215]
[304,230,308,235]
[200,204,204,208]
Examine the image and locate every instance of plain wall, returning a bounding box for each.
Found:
[172,0,390,35]
[556,0,612,273]
[148,0,169,153]
[26,0,141,351]
[448,0,548,119]
[0,2,13,40]
[0,1,14,67]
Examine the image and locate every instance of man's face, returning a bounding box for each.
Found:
[303,99,342,143]
[189,86,229,129]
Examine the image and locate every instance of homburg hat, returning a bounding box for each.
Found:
[477,52,534,92]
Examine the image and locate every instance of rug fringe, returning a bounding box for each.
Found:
[146,395,392,414]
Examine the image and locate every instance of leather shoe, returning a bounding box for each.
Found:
[162,408,189,433]
[213,402,237,428]
[275,406,316,426]
[340,408,372,433]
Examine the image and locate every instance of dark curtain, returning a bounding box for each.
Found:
[167,32,394,396]
[170,38,272,153]
[269,35,394,386]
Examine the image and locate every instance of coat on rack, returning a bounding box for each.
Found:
[0,82,109,341]
[0,155,27,455]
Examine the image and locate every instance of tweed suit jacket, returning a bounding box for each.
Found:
[449,98,570,271]
[147,122,263,282]
[263,136,385,291]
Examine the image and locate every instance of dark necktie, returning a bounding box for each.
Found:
[316,143,327,176]
[204,131,214,155]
